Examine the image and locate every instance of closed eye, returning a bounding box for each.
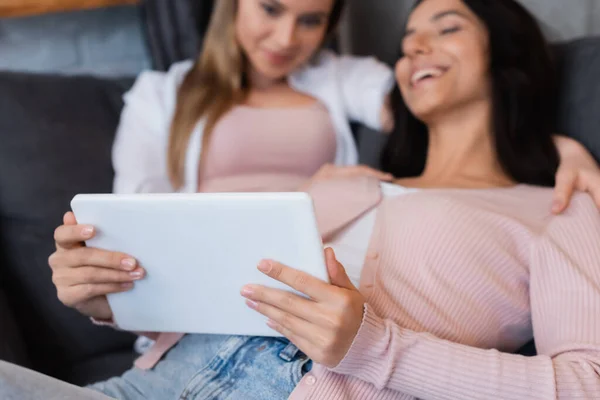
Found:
[298,14,326,27]
[440,26,461,35]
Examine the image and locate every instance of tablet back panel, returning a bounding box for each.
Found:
[71,192,327,336]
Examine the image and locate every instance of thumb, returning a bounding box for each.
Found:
[552,169,577,214]
[325,247,356,291]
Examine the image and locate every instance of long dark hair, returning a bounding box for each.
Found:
[380,0,560,186]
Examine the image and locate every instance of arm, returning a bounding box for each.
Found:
[332,52,396,132]
[332,195,600,399]
[112,61,193,194]
[243,196,600,398]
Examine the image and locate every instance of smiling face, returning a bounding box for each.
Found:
[395,0,491,122]
[236,0,335,82]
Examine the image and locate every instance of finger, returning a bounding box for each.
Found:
[355,165,394,181]
[315,164,333,180]
[552,169,577,214]
[246,299,322,344]
[257,260,331,301]
[54,224,95,249]
[51,247,137,271]
[265,318,317,360]
[241,285,318,322]
[63,211,78,226]
[578,171,600,211]
[54,266,145,286]
[325,248,356,290]
[68,282,134,305]
[590,185,600,211]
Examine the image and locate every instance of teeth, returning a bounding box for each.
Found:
[411,68,444,85]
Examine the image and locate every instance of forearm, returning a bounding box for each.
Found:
[332,306,600,400]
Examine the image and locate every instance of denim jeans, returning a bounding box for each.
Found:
[89,334,312,400]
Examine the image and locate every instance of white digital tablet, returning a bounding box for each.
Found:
[70,192,328,337]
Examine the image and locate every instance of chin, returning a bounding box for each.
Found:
[406,102,441,122]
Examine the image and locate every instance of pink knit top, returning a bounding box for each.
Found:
[198,103,337,193]
[289,177,600,399]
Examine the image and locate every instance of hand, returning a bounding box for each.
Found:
[241,248,366,368]
[300,164,393,191]
[48,211,145,320]
[553,137,600,213]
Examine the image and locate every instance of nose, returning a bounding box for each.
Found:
[274,18,298,49]
[403,32,432,57]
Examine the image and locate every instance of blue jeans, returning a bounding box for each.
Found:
[89,334,312,400]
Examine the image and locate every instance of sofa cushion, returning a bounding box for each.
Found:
[0,71,137,380]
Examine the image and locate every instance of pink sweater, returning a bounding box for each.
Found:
[129,177,600,399]
[288,177,600,400]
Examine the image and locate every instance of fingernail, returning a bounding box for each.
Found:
[552,200,562,212]
[257,260,272,273]
[241,286,254,297]
[245,300,258,310]
[121,258,137,271]
[121,282,134,289]
[266,319,277,329]
[81,226,94,238]
[129,270,143,279]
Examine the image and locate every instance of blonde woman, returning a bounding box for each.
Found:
[36,0,600,398]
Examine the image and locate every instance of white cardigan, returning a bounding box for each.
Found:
[111,50,395,194]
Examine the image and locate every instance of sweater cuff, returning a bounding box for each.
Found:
[331,304,385,374]
[330,304,413,388]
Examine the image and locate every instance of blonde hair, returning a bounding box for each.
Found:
[167,0,346,189]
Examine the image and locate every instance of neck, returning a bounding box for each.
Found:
[418,101,513,188]
[248,66,284,90]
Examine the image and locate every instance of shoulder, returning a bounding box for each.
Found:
[547,192,599,231]
[123,60,195,114]
[492,185,599,238]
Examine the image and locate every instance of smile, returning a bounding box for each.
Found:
[410,66,449,87]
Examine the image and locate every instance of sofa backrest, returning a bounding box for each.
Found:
[0,72,137,375]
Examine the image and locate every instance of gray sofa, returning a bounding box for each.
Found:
[0,22,598,389]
